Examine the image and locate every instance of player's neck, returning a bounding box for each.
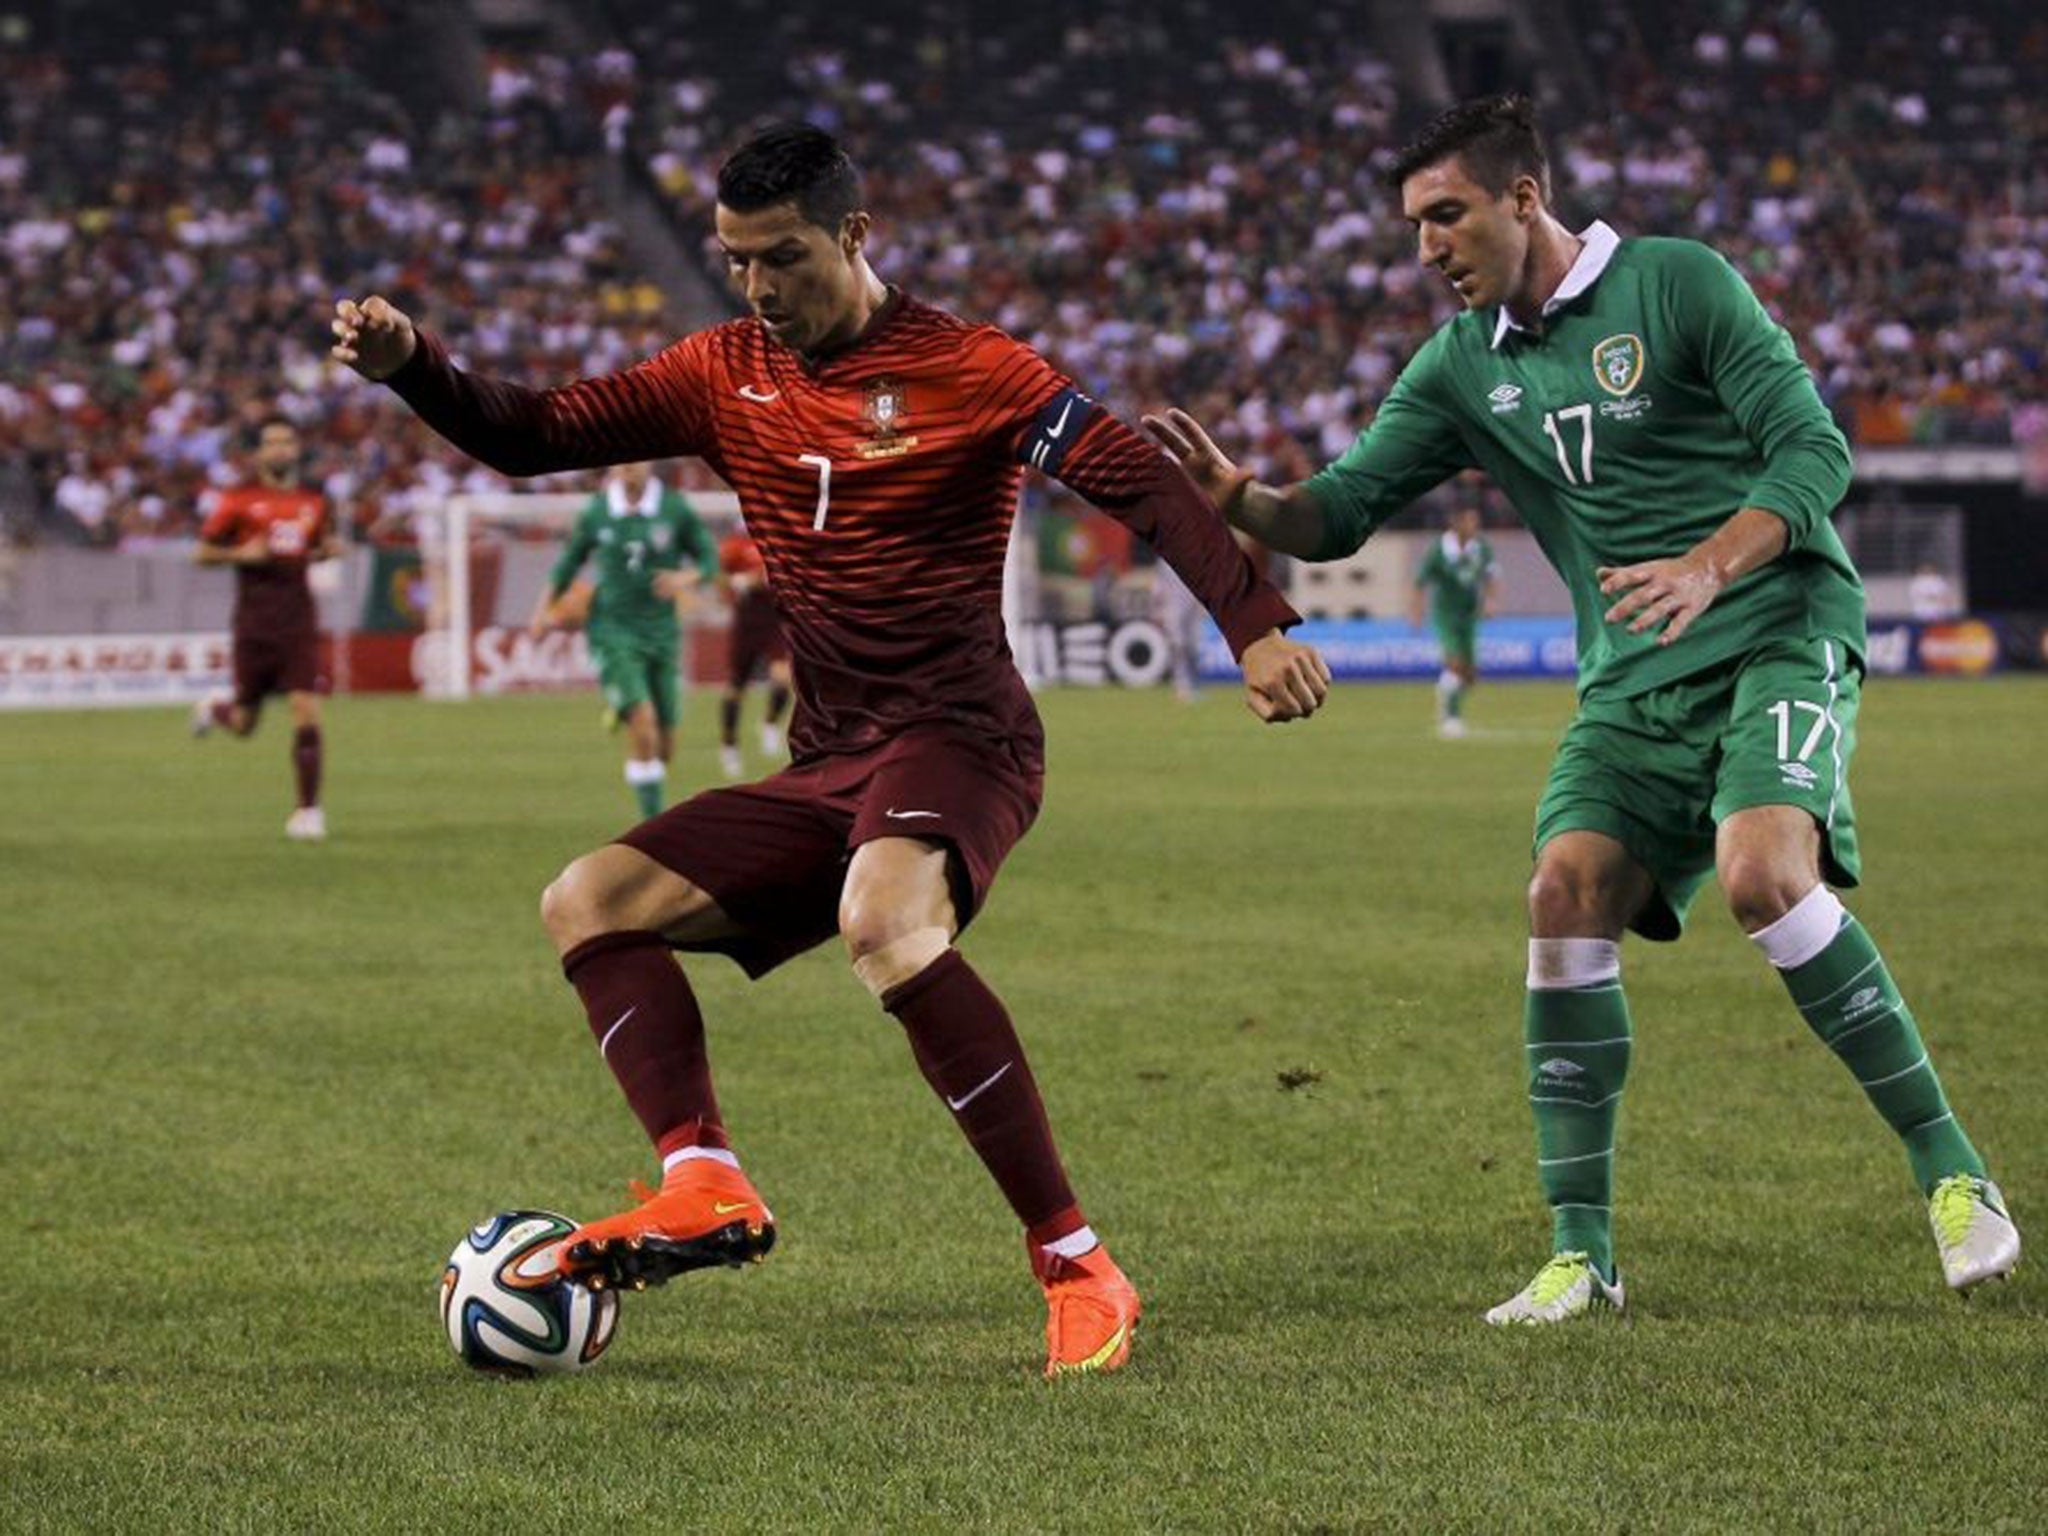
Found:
[1505,217,1583,329]
[256,468,298,490]
[803,267,893,362]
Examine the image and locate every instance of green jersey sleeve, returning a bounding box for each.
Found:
[1303,339,1473,561]
[547,497,605,597]
[1661,243,1851,550]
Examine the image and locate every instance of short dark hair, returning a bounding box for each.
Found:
[1386,93,1549,201]
[253,414,297,444]
[717,122,863,231]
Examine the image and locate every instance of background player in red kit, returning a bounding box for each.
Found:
[332,124,1330,1376]
[715,530,793,778]
[191,416,339,841]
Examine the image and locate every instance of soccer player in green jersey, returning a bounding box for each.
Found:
[1147,94,2019,1322]
[530,462,718,818]
[1410,497,1495,737]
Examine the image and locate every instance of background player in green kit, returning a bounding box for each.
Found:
[530,461,718,818]
[1410,495,1495,737]
[1146,94,2019,1323]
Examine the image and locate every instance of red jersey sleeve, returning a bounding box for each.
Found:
[386,327,718,477]
[964,331,1298,659]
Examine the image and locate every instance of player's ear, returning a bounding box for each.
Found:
[1511,173,1542,223]
[839,211,871,260]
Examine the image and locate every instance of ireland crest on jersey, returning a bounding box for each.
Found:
[1592,334,1645,396]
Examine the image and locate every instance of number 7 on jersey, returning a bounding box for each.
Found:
[799,452,832,531]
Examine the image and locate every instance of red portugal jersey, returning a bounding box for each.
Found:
[199,484,330,636]
[720,531,779,636]
[390,289,1296,764]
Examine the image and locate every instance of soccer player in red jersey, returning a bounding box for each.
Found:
[332,124,1330,1376]
[191,416,339,841]
[715,530,793,778]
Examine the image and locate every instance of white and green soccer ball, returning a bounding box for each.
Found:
[439,1210,619,1376]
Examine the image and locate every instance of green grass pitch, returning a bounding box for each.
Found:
[3,679,2042,1530]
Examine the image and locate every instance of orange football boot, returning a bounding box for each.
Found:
[1033,1239,1140,1377]
[558,1158,776,1292]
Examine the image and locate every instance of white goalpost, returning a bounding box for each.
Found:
[425,488,742,699]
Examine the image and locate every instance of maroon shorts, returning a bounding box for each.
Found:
[234,629,324,706]
[619,725,1042,978]
[728,616,789,688]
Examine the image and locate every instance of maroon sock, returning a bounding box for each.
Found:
[291,724,321,808]
[882,950,1079,1231]
[718,695,740,746]
[562,931,726,1152]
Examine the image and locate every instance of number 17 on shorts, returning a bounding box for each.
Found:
[1715,636,1863,883]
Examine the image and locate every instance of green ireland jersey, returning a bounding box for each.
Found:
[1307,223,1862,698]
[1416,531,1494,626]
[549,479,717,643]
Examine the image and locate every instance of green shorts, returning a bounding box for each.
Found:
[1433,613,1479,668]
[1534,634,1863,941]
[592,633,681,728]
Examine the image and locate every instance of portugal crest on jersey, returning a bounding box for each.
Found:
[1592,334,1645,396]
[858,379,918,459]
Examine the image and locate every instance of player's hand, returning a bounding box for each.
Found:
[1598,554,1723,646]
[652,570,698,600]
[1141,407,1253,513]
[1241,630,1331,723]
[330,295,417,381]
[234,535,270,565]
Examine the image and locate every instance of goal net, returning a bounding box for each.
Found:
[423,488,742,699]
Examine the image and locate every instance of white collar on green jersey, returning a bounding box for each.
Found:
[607,476,662,518]
[1490,220,1621,350]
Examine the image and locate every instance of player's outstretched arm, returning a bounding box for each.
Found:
[328,295,710,478]
[1598,506,1789,647]
[1141,408,1329,558]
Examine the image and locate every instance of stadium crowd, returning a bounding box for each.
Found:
[3,0,2042,550]
[0,0,673,549]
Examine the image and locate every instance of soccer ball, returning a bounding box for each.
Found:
[439,1209,619,1376]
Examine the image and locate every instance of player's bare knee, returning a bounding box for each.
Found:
[540,855,617,950]
[1720,854,1808,932]
[1528,862,1617,938]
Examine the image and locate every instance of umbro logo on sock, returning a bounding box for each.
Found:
[1842,986,1886,1021]
[1538,1058,1584,1079]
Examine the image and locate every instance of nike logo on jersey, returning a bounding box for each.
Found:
[884,808,942,820]
[945,1061,1013,1111]
[712,1200,754,1215]
[738,385,779,403]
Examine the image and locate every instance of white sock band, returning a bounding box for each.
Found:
[1749,884,1846,970]
[662,1146,740,1174]
[624,758,667,786]
[1527,937,1622,991]
[1043,1225,1099,1260]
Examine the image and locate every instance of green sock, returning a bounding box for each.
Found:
[1525,968,1633,1282]
[625,760,666,819]
[1778,913,1984,1193]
